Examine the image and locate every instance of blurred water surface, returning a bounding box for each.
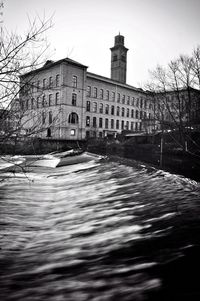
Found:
[1,158,200,300]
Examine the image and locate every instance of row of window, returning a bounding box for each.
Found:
[42,111,53,125]
[22,75,78,94]
[21,75,60,94]
[86,101,151,119]
[22,93,60,110]
[86,116,142,131]
[86,86,150,108]
[42,112,79,126]
[41,74,60,90]
[23,92,78,110]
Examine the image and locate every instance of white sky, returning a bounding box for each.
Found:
[2,0,200,87]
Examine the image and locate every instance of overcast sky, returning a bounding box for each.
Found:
[2,0,200,87]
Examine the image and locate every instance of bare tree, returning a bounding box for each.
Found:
[0,13,53,153]
[147,48,200,154]
[192,46,200,89]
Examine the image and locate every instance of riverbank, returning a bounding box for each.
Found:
[87,140,200,182]
[1,137,200,182]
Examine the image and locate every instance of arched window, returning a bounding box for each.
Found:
[68,112,78,124]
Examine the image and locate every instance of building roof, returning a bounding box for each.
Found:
[20,56,148,93]
[149,86,200,95]
[87,72,145,93]
[20,58,88,77]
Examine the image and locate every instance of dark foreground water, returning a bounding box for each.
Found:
[1,157,200,301]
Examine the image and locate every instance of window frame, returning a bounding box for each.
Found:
[72,75,77,88]
[72,93,77,106]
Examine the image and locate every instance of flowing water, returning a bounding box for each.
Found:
[0,157,200,300]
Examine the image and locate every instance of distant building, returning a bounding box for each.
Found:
[152,88,200,131]
[0,109,10,138]
[18,34,200,141]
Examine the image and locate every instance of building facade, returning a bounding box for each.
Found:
[19,34,199,141]
[19,34,154,140]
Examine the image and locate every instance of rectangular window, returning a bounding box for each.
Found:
[111,119,114,129]
[106,90,109,100]
[116,120,119,129]
[31,83,35,93]
[55,92,59,105]
[31,98,34,109]
[105,118,108,129]
[105,104,109,114]
[112,92,115,102]
[37,80,40,92]
[49,77,53,88]
[87,86,91,97]
[21,101,24,111]
[99,103,103,114]
[72,75,77,88]
[56,74,60,87]
[99,117,103,128]
[117,93,120,103]
[49,111,53,124]
[43,78,46,89]
[93,117,97,127]
[86,116,90,127]
[37,97,40,108]
[93,87,97,98]
[131,122,134,130]
[86,131,90,138]
[100,89,103,99]
[42,95,46,107]
[49,94,53,106]
[70,129,76,136]
[93,102,97,112]
[72,93,77,106]
[127,108,129,117]
[86,101,90,112]
[42,112,46,125]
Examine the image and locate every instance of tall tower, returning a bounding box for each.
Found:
[110,33,128,84]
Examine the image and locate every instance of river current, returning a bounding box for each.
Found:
[0,157,200,300]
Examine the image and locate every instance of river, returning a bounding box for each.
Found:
[0,157,200,300]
